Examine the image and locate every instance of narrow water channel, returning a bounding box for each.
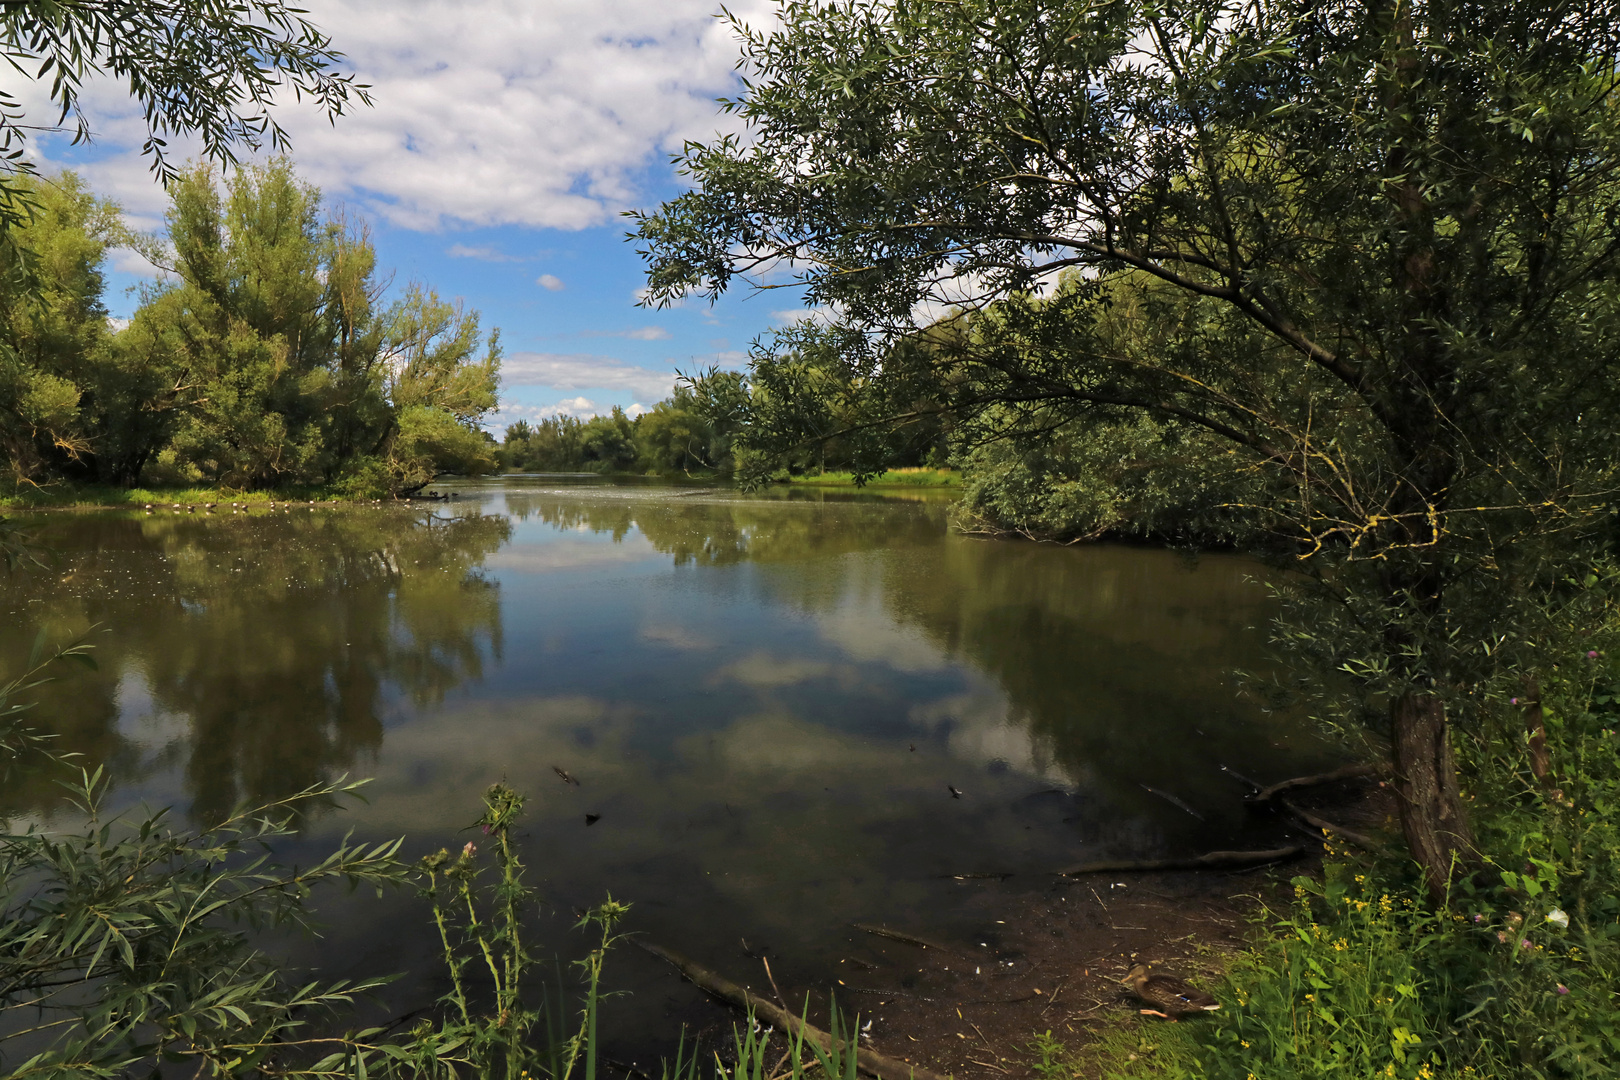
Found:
[0,478,1336,1047]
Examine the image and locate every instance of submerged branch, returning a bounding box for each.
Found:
[636,940,951,1080]
[1055,847,1305,876]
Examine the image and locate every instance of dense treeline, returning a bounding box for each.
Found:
[497,368,949,477]
[0,162,499,495]
[497,362,952,479]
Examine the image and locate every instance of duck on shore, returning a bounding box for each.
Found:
[1124,963,1220,1020]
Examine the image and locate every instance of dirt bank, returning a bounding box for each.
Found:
[628,774,1392,1080]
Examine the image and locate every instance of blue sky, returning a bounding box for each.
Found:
[11,0,804,433]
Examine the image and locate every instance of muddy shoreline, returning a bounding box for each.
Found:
[621,775,1392,1080]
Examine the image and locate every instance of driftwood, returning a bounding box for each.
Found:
[1249,763,1384,804]
[1140,784,1205,821]
[1055,846,1304,876]
[635,940,949,1080]
[852,923,956,953]
[1278,798,1386,852]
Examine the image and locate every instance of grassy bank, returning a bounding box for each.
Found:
[1036,644,1620,1080]
[0,480,412,510]
[785,467,959,488]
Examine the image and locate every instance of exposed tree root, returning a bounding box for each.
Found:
[1278,798,1386,852]
[1248,763,1384,804]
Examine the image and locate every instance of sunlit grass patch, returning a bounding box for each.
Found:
[0,481,370,508]
[787,468,959,487]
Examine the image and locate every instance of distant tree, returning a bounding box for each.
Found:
[578,407,639,472]
[635,371,749,474]
[635,0,1620,896]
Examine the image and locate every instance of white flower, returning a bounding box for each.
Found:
[1546,908,1570,929]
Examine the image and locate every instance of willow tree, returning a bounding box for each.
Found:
[633,0,1620,896]
[0,0,369,227]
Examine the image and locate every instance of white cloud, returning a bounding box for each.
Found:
[626,402,649,418]
[537,273,565,291]
[578,325,672,341]
[502,352,677,400]
[770,307,836,327]
[542,395,598,417]
[4,0,778,229]
[486,395,601,435]
[109,246,169,279]
[448,243,529,262]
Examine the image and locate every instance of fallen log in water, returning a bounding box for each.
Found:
[1249,763,1384,804]
[1054,846,1304,876]
[635,940,950,1080]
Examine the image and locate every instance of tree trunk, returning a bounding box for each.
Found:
[1390,691,1476,902]
[1521,676,1551,785]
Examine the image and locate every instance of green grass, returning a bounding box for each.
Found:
[0,481,381,509]
[786,467,959,487]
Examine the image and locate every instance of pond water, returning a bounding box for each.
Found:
[1,478,1336,1044]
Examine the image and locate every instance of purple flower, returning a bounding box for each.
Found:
[1588,650,1599,659]
[1521,938,1534,950]
[1556,985,1570,995]
[1472,913,1485,924]
[482,824,492,835]
[1511,697,1519,705]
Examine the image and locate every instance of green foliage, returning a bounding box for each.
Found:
[0,641,414,1077]
[0,173,126,484]
[0,162,501,494]
[634,373,749,475]
[501,400,740,476]
[954,406,1258,544]
[0,0,368,234]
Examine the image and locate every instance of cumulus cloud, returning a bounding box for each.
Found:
[502,352,677,400]
[5,0,777,228]
[486,395,600,435]
[536,273,566,291]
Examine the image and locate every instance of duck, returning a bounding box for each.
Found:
[1124,963,1220,1019]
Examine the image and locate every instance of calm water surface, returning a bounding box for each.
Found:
[1,478,1334,1038]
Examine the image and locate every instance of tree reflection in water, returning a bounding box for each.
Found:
[493,484,1318,838]
[0,507,508,821]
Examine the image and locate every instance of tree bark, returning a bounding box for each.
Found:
[1521,676,1551,785]
[1390,691,1476,901]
